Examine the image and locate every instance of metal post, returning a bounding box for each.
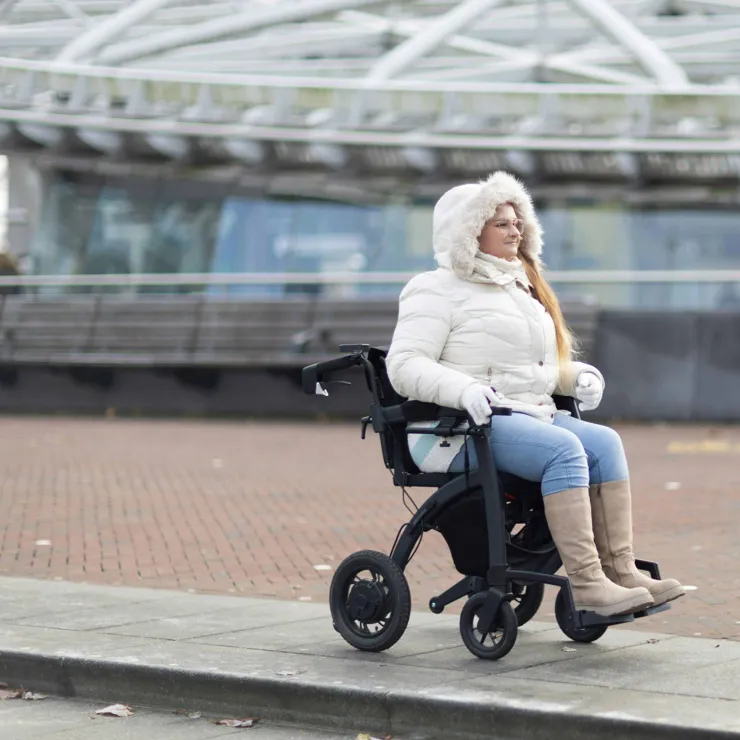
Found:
[472,428,508,587]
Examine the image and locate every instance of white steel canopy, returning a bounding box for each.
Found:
[1,0,740,181]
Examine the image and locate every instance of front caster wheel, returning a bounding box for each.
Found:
[459,592,518,660]
[554,590,609,643]
[330,550,410,652]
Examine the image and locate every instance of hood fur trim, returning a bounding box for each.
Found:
[432,171,543,280]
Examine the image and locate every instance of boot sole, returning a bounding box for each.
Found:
[576,594,655,617]
[651,586,685,607]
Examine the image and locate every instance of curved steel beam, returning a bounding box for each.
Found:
[366,0,505,83]
[96,0,391,66]
[53,0,92,25]
[342,9,653,85]
[0,0,20,22]
[678,0,740,9]
[57,0,173,62]
[567,0,689,88]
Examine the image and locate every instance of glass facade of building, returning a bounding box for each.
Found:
[28,172,740,308]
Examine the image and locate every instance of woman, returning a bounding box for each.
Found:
[386,171,684,618]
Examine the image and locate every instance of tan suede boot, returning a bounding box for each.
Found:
[590,480,685,606]
[544,488,654,616]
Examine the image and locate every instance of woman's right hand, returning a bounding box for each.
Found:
[460,384,499,426]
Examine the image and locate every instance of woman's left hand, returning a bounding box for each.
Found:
[575,371,603,411]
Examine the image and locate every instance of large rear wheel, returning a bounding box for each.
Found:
[329,550,411,652]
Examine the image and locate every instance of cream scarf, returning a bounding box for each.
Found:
[469,251,532,290]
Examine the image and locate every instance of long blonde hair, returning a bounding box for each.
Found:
[494,201,578,364]
[484,201,577,365]
[519,249,578,365]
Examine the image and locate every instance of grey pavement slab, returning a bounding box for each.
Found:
[95,601,329,640]
[189,617,345,651]
[16,597,325,635]
[1,576,740,740]
[191,610,484,654]
[505,633,740,693]
[0,623,153,657]
[94,639,471,692]
[335,623,676,675]
[0,580,230,624]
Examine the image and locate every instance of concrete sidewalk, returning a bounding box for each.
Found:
[0,577,739,740]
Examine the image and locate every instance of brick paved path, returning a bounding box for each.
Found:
[1,417,739,640]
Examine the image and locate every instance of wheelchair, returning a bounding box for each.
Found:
[302,344,671,660]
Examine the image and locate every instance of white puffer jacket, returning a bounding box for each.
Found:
[386,171,603,472]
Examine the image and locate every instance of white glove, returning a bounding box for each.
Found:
[575,371,603,412]
[461,384,499,426]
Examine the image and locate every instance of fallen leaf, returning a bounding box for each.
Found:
[96,704,134,717]
[646,638,659,644]
[187,711,202,719]
[0,688,23,700]
[22,692,47,701]
[215,718,258,727]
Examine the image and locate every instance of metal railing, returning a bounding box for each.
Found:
[0,270,738,288]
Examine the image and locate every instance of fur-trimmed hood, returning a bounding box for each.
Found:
[432,171,543,279]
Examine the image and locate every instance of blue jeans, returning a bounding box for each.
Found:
[448,412,629,496]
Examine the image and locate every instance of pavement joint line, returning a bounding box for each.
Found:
[177,616,331,641]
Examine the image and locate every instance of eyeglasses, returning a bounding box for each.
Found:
[492,219,524,233]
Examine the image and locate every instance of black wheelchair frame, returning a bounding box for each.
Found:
[303,344,670,660]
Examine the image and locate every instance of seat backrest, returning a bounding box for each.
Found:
[364,347,423,477]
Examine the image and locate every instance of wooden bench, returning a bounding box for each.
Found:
[0,295,601,367]
[83,297,202,365]
[0,296,319,367]
[0,296,98,363]
[191,298,317,366]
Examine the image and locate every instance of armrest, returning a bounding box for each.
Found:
[302,354,363,395]
[552,394,579,417]
[377,400,511,436]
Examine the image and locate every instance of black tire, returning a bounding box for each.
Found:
[554,590,609,643]
[459,591,518,660]
[512,582,545,626]
[329,550,411,652]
